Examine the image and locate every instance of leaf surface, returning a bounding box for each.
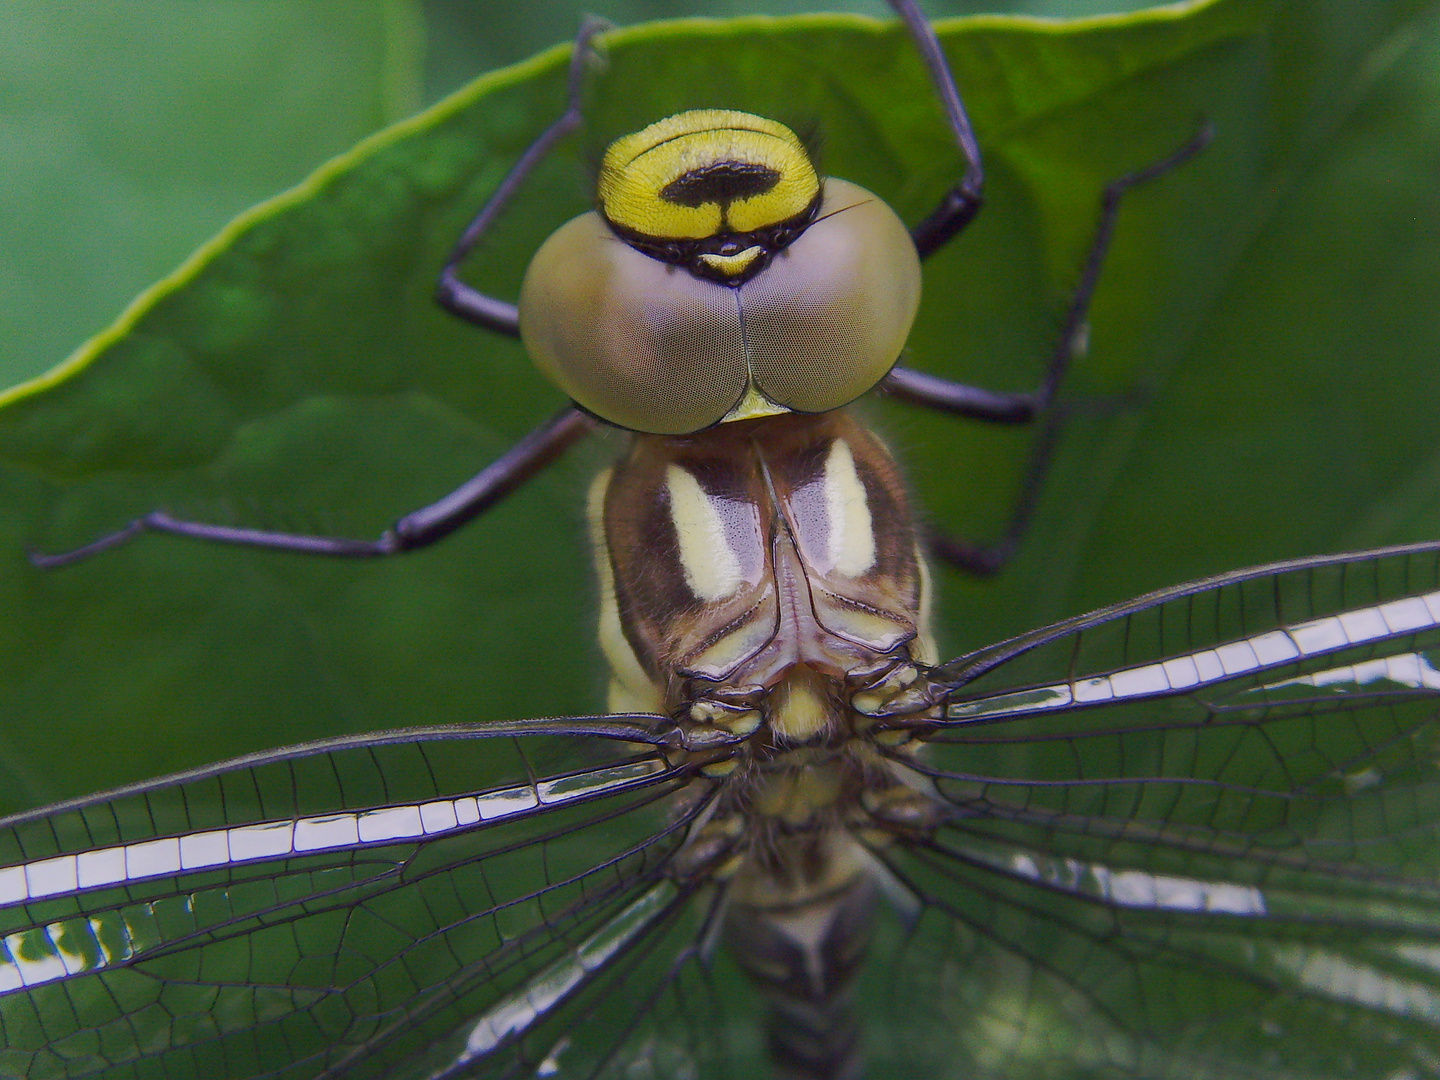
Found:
[2,0,1438,814]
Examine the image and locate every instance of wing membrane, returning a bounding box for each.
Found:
[7,545,1440,1078]
[857,543,1440,1077]
[940,540,1440,702]
[0,719,700,1080]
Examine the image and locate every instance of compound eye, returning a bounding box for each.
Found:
[518,212,750,435]
[742,179,921,415]
[517,109,827,435]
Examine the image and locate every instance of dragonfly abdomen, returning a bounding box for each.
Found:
[723,825,880,1080]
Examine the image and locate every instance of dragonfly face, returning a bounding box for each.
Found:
[7,3,1440,1079]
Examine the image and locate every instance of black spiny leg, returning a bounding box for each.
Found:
[30,408,597,567]
[885,0,985,258]
[925,408,1065,576]
[436,17,609,336]
[899,125,1214,574]
[31,21,612,570]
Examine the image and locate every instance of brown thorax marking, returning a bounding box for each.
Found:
[599,411,947,900]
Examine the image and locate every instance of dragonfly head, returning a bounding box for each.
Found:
[519,110,921,435]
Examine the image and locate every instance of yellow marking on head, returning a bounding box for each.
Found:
[598,110,819,240]
[823,439,876,577]
[719,382,789,425]
[697,245,764,277]
[665,463,744,601]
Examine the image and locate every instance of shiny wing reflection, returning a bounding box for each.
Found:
[5,541,1440,1079]
[0,722,715,1079]
[870,540,1440,1077]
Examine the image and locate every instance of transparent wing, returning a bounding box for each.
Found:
[863,540,1440,1077]
[0,717,723,1080]
[8,542,1440,1080]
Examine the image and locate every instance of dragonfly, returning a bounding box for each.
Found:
[5,2,1440,1078]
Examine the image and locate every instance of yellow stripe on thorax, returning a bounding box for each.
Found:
[665,463,744,601]
[588,469,664,714]
[822,438,876,578]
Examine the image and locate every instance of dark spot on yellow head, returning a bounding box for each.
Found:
[660,161,781,210]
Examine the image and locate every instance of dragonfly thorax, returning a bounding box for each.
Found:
[590,407,946,886]
[591,410,938,731]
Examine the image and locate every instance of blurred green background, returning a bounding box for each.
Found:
[2,7,1439,1075]
[1,0,1438,813]
[1,0,1159,391]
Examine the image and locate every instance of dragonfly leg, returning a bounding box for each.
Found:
[924,405,1059,575]
[887,0,986,259]
[29,407,596,567]
[886,122,1214,428]
[434,17,609,337]
[911,124,1213,573]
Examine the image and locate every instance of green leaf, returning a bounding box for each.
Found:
[0,1,424,391]
[3,0,1438,827]
[419,0,1169,104]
